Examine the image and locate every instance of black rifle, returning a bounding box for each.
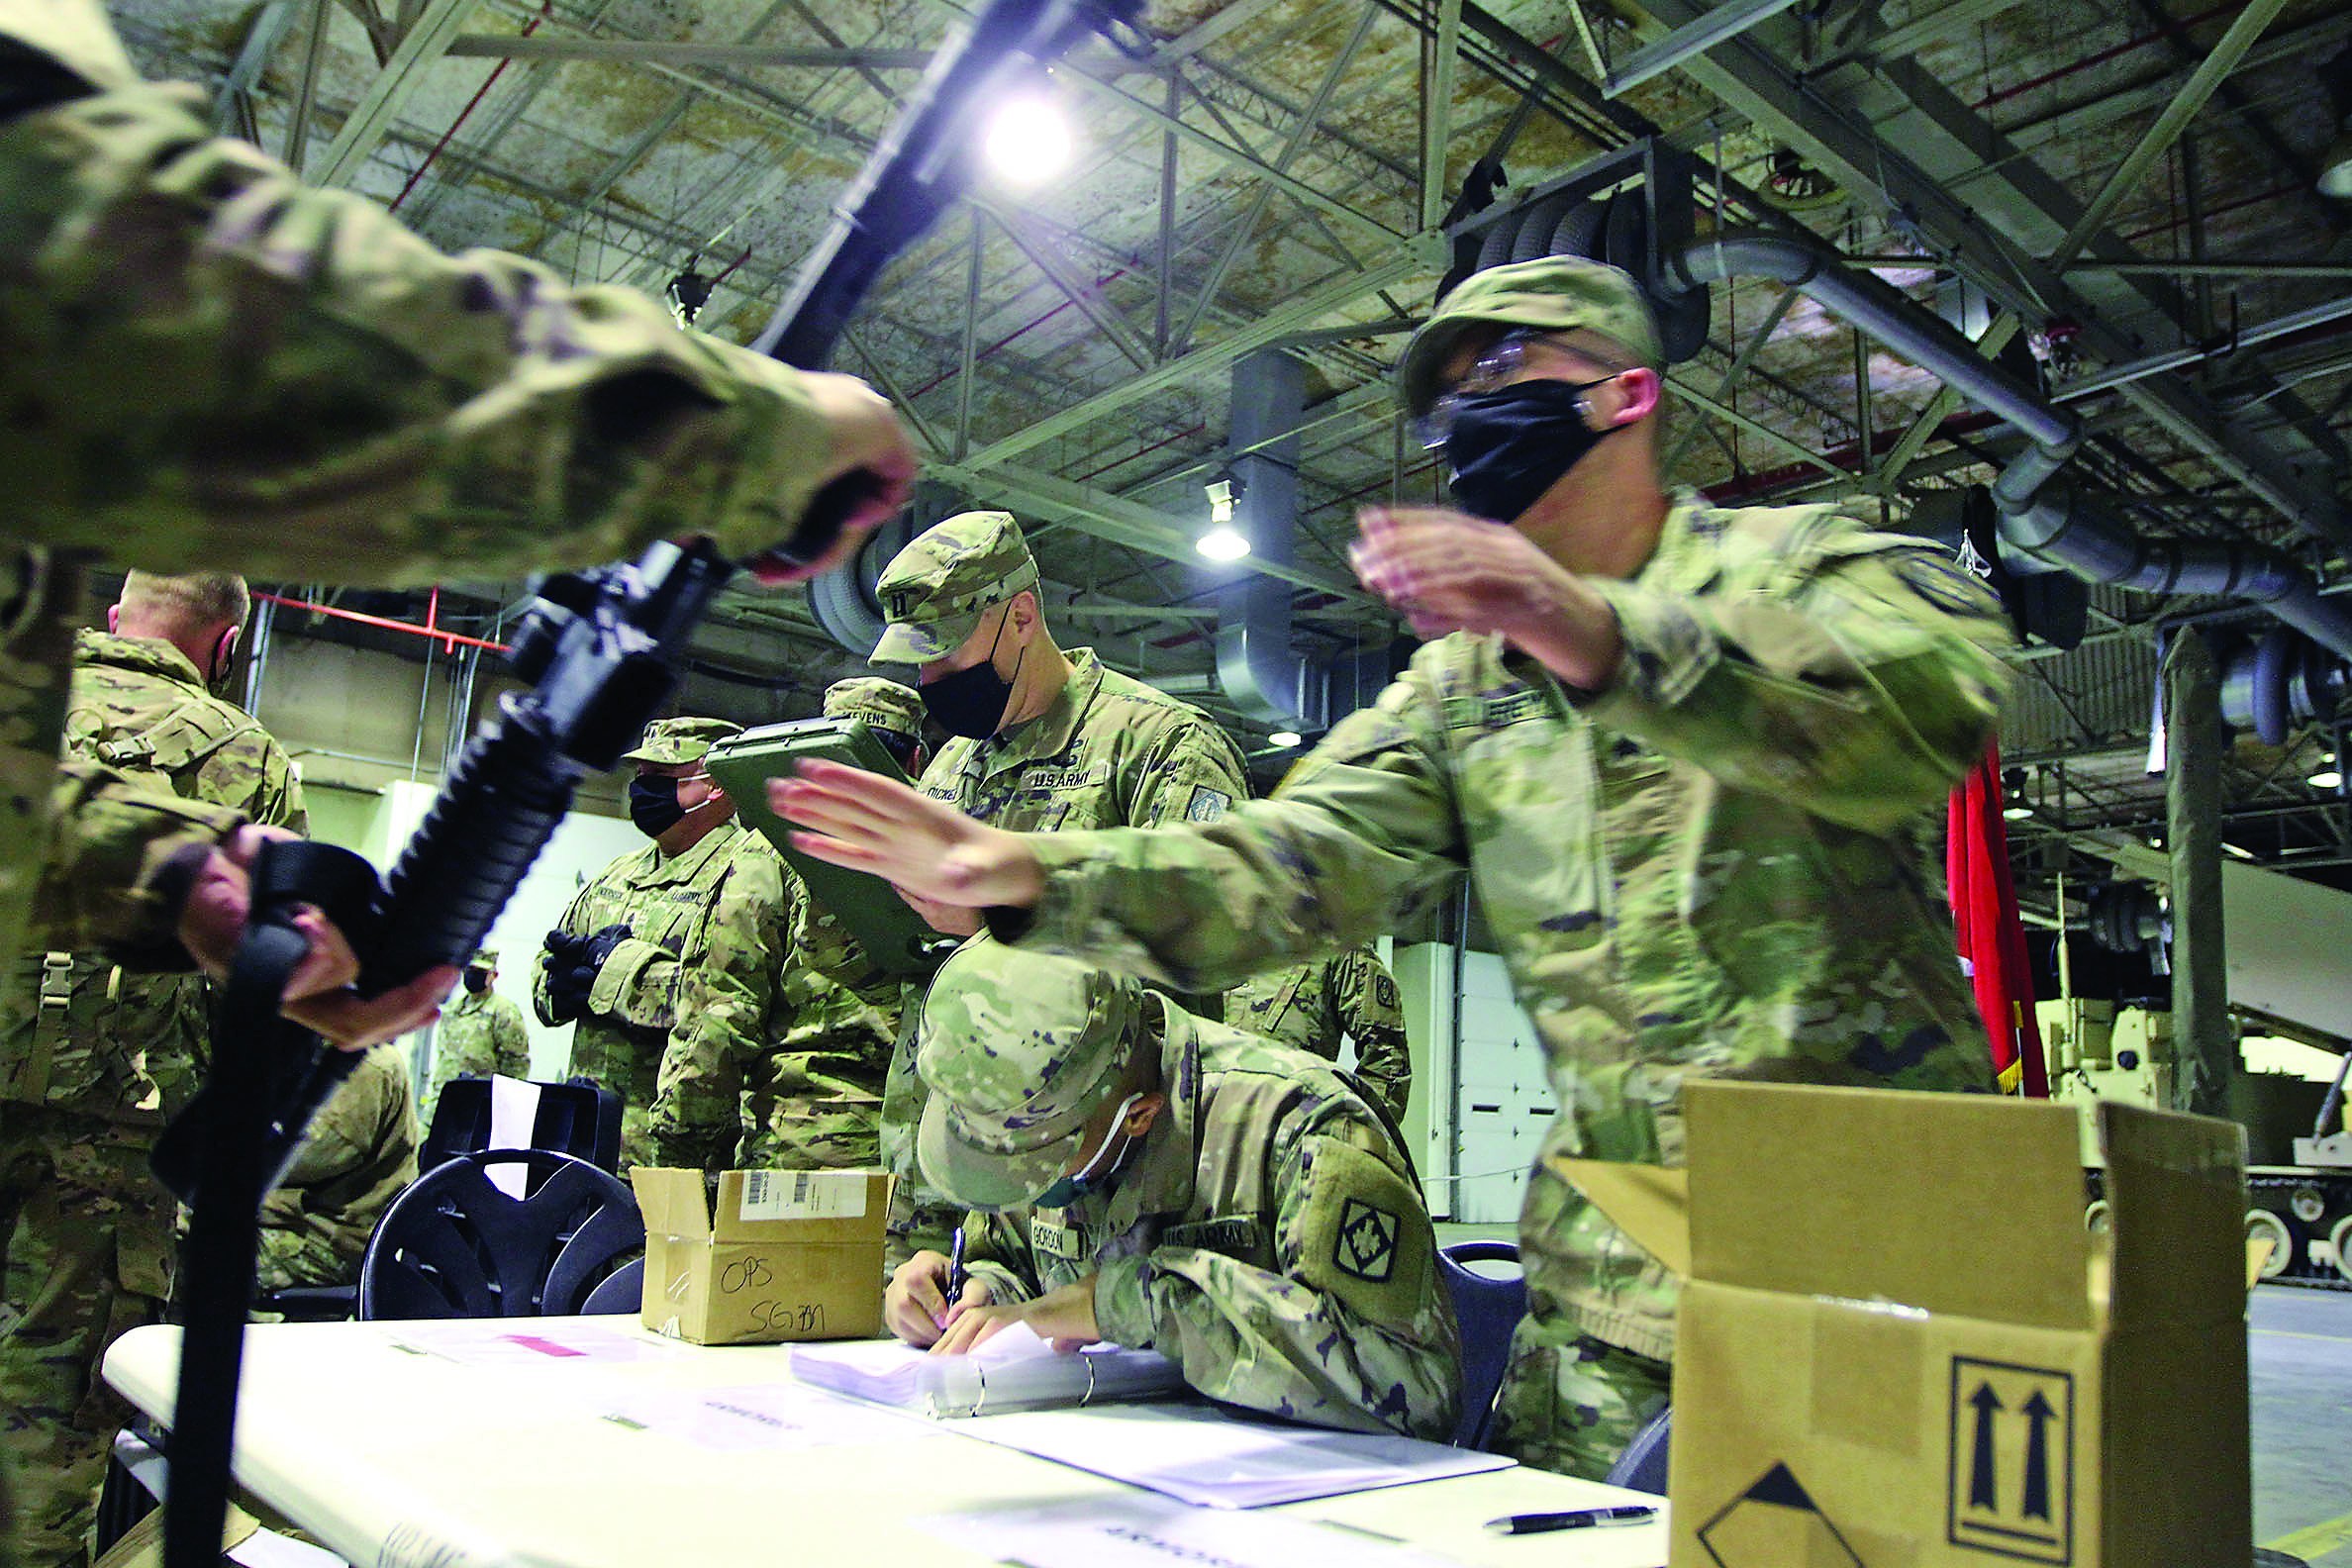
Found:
[150,3,1139,1563]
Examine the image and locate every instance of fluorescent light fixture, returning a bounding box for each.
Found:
[1268,731,1303,749]
[984,96,1072,185]
[2222,840,2254,860]
[2309,769,2343,790]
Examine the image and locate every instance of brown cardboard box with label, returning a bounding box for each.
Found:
[632,1168,891,1345]
[1558,1082,2249,1568]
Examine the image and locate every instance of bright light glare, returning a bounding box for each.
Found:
[985,98,1072,185]
[2002,804,2033,822]
[1268,731,1303,749]
[1197,525,1251,561]
[2310,769,2343,791]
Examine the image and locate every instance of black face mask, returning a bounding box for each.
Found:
[628,775,687,837]
[462,969,490,994]
[921,613,1023,740]
[1439,377,1616,524]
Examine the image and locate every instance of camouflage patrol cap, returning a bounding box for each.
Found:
[823,677,925,745]
[915,938,1144,1212]
[620,716,743,766]
[869,511,1041,666]
[469,947,499,968]
[1395,256,1662,419]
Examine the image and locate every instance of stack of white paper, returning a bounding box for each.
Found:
[790,1325,1184,1419]
[948,1400,1517,1509]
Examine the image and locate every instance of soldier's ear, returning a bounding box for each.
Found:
[107,605,120,634]
[1125,1091,1167,1138]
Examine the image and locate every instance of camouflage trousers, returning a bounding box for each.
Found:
[253,1226,350,1294]
[739,1096,881,1172]
[0,1108,174,1568]
[1490,1323,1672,1481]
[1486,1150,1677,1480]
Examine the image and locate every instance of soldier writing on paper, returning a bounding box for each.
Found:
[881,938,1460,1441]
[779,256,2014,1478]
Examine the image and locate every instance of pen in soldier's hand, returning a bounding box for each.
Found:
[942,1228,968,1322]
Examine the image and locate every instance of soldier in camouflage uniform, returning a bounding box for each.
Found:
[1229,945,1413,1127]
[778,257,2014,1478]
[739,678,930,1169]
[0,0,915,1028]
[648,679,932,1171]
[540,718,759,1170]
[865,512,1251,1266]
[2,572,306,1568]
[0,4,914,1548]
[254,1042,419,1293]
[425,950,532,1129]
[883,938,1459,1442]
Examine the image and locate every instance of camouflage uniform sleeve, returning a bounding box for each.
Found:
[649,843,786,1170]
[958,1209,1039,1308]
[591,935,689,1031]
[1579,524,2014,833]
[1092,1108,1460,1440]
[32,761,243,958]
[12,84,845,581]
[1122,713,1250,830]
[492,1000,533,1080]
[999,671,1465,995]
[1330,949,1412,1127]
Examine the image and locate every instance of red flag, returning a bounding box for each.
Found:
[1948,743,2050,1096]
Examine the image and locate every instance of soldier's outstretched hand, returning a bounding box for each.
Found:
[1350,505,1621,689]
[770,760,1043,913]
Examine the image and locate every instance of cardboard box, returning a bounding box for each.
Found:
[1559,1083,2249,1568]
[632,1168,891,1345]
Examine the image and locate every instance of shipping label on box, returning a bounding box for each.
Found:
[1557,1083,2249,1568]
[632,1168,891,1345]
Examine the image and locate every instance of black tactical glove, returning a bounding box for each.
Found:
[540,924,630,1025]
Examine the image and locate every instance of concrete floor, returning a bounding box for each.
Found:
[2251,1287,2352,1564]
[1435,1229,2352,1561]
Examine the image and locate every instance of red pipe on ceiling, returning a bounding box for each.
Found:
[256,591,511,654]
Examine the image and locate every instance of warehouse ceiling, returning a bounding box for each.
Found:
[114,0,2352,906]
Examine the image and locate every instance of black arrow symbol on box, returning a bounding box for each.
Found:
[1968,1383,2003,1510]
[2020,1390,2056,1520]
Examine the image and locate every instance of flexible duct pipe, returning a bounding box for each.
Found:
[1670,231,2352,661]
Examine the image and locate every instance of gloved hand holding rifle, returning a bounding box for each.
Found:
[149,4,1143,1564]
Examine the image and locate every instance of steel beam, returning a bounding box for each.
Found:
[215,0,298,133]
[1178,2,1378,356]
[1604,0,1805,97]
[443,35,930,68]
[960,252,1421,475]
[1420,0,1463,231]
[2049,0,2293,269]
[310,0,481,187]
[1630,0,2347,543]
[1059,60,1405,246]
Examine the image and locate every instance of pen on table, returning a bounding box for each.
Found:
[942,1229,968,1320]
[1486,1505,1659,1535]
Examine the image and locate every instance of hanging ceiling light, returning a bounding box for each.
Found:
[1198,476,1250,561]
[1268,730,1303,749]
[2000,765,2034,822]
[984,94,1074,187]
[2319,47,2352,199]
